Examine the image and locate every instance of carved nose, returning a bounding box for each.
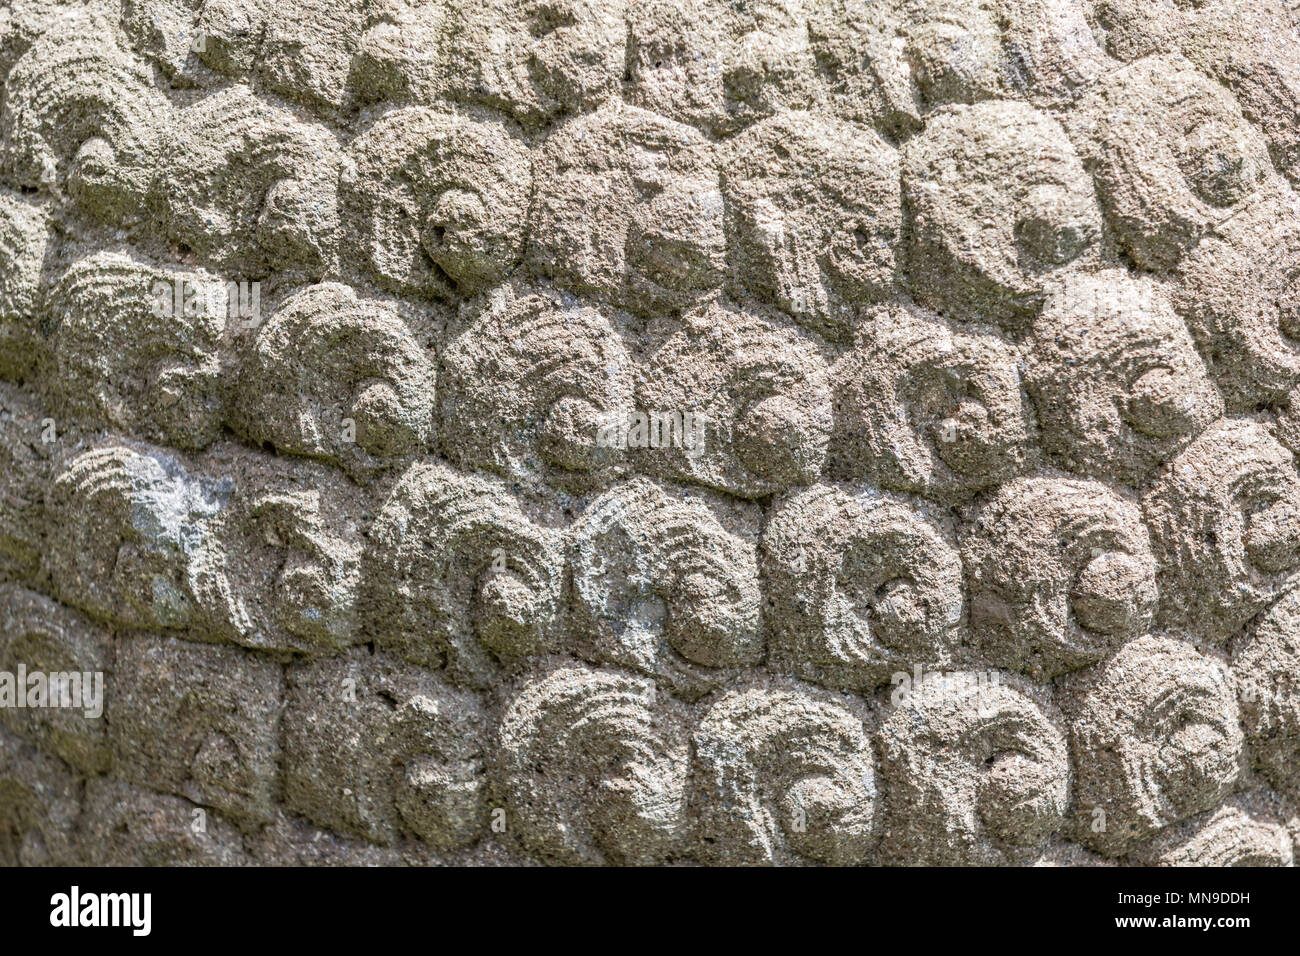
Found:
[476,568,536,655]
[931,397,998,474]
[870,578,927,652]
[980,747,1066,848]
[420,189,498,292]
[539,397,613,472]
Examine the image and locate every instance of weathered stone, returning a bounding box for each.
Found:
[78,777,251,865]
[0,726,80,866]
[1143,419,1300,642]
[364,462,564,687]
[877,672,1069,865]
[721,111,900,341]
[0,584,111,774]
[45,250,227,451]
[283,650,488,848]
[1232,586,1300,798]
[341,108,531,303]
[964,476,1157,680]
[1066,54,1272,272]
[1027,270,1223,487]
[110,633,282,828]
[832,305,1032,502]
[1,10,168,228]
[494,665,689,865]
[903,99,1101,331]
[528,102,725,316]
[1063,635,1242,856]
[5,0,1299,869]
[637,302,831,498]
[763,483,963,691]
[693,684,876,865]
[438,279,633,486]
[233,282,436,474]
[627,0,819,136]
[569,478,762,691]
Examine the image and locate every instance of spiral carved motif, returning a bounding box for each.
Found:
[0,0,1298,867]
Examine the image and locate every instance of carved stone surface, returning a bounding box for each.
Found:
[341,106,530,302]
[832,304,1033,502]
[902,99,1101,332]
[964,476,1158,680]
[1143,420,1300,643]
[1063,635,1242,856]
[763,483,963,690]
[693,684,876,865]
[877,671,1069,865]
[283,650,488,848]
[45,250,227,450]
[495,664,689,865]
[2,0,1299,867]
[569,478,762,690]
[1066,53,1273,273]
[1027,270,1222,488]
[233,281,437,473]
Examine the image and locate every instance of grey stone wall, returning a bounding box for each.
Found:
[1,0,1299,866]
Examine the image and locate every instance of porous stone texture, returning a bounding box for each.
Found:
[2,0,1300,868]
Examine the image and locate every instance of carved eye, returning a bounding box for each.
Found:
[983,747,1033,783]
[475,564,538,657]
